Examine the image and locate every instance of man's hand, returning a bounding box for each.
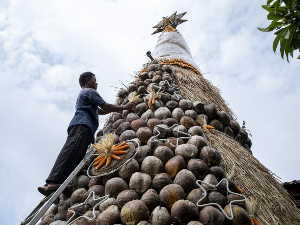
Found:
[123,101,137,110]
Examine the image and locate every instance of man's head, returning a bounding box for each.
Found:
[79,72,98,90]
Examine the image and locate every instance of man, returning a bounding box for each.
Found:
[38,72,136,196]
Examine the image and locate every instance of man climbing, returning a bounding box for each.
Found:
[38,71,136,196]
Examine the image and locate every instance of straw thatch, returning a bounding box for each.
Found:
[170,65,235,119]
[204,130,300,225]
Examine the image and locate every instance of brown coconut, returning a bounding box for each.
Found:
[128,84,138,93]
[224,126,234,138]
[53,210,67,221]
[200,146,221,167]
[158,93,171,104]
[137,86,147,95]
[129,172,152,195]
[204,103,218,122]
[165,155,186,178]
[122,110,130,119]
[171,200,199,225]
[41,214,54,225]
[218,111,231,126]
[219,179,239,193]
[174,169,197,193]
[201,174,218,190]
[152,173,173,193]
[187,135,207,152]
[119,130,136,142]
[70,188,89,206]
[162,118,178,127]
[117,89,129,98]
[135,145,152,164]
[141,156,164,176]
[186,188,208,205]
[175,144,198,161]
[208,191,227,208]
[230,120,240,136]
[165,100,179,111]
[171,94,183,102]
[74,210,100,225]
[185,110,197,120]
[224,205,251,225]
[154,146,174,164]
[135,103,148,116]
[115,122,131,136]
[88,177,102,189]
[96,205,121,225]
[111,113,123,123]
[137,221,151,225]
[152,100,164,111]
[147,139,165,151]
[199,206,225,225]
[172,125,188,138]
[152,124,171,137]
[180,116,196,129]
[113,119,125,129]
[188,126,204,136]
[193,101,205,114]
[99,197,117,212]
[141,189,160,211]
[141,109,154,121]
[246,137,252,148]
[136,127,152,144]
[88,185,105,196]
[102,174,114,186]
[120,200,150,225]
[165,137,184,150]
[179,99,193,111]
[162,65,172,73]
[103,123,113,135]
[105,177,128,198]
[239,128,248,141]
[150,206,172,225]
[67,204,89,221]
[140,72,149,79]
[154,107,171,120]
[226,194,245,207]
[126,113,140,123]
[172,108,185,122]
[210,166,226,181]
[188,222,204,225]
[209,119,223,132]
[187,159,210,180]
[116,189,139,208]
[58,199,70,213]
[159,184,185,209]
[131,119,147,132]
[118,158,140,181]
[152,75,162,83]
[147,118,161,131]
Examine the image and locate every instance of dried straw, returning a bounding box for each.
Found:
[205,130,300,225]
[170,65,235,119]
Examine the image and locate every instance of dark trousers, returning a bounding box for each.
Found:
[46,124,92,184]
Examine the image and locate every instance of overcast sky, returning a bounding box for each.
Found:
[0,0,299,224]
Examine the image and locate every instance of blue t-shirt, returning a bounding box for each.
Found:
[69,88,106,142]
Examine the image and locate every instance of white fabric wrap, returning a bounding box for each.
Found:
[152,31,201,73]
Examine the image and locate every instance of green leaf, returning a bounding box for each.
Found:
[273,28,287,52]
[280,38,287,59]
[267,13,284,20]
[285,29,290,39]
[267,0,275,5]
[297,55,300,59]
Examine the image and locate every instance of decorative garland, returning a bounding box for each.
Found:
[160,58,201,75]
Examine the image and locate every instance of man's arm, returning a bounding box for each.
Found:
[99,102,136,113]
[98,108,109,115]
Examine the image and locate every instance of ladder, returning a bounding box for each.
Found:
[21,147,96,225]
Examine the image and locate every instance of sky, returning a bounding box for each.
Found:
[0,0,299,224]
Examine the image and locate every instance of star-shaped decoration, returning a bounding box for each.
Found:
[152,11,188,35]
[66,191,108,225]
[196,178,247,220]
[149,124,192,148]
[157,80,181,101]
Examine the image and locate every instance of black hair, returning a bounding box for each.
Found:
[79,72,95,87]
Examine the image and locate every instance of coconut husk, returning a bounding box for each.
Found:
[204,130,300,225]
[170,65,235,119]
[89,142,137,177]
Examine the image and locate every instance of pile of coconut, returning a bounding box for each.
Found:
[40,63,255,225]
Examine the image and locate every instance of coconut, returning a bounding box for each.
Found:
[210,166,226,181]
[136,127,153,144]
[74,175,90,190]
[159,184,185,209]
[171,94,183,102]
[140,72,149,79]
[179,99,193,111]
[117,89,129,98]
[50,220,66,225]
[152,124,171,137]
[154,146,174,164]
[171,200,199,225]
[116,189,139,208]
[158,93,171,104]
[70,188,89,206]
[201,174,218,190]
[88,185,105,196]
[150,206,172,225]
[188,126,204,136]
[141,156,164,176]
[204,103,218,122]
[137,222,151,225]
[147,118,161,131]
[208,191,227,208]
[126,113,140,123]
[119,130,136,142]
[162,65,172,73]
[154,107,171,120]
[217,111,231,126]
[129,172,152,195]
[245,138,252,148]
[141,189,160,211]
[186,188,208,205]
[165,155,186,178]
[122,97,129,105]
[174,169,197,193]
[147,139,165,152]
[128,84,138,93]
[199,206,225,225]
[238,128,248,141]
[120,200,150,225]
[224,205,251,225]
[172,108,185,121]
[134,103,147,117]
[58,199,70,213]
[136,81,146,87]
[187,222,204,225]
[103,123,113,134]
[187,135,207,152]
[209,119,223,132]
[187,159,210,180]
[165,100,179,111]
[53,209,67,222]
[67,204,89,221]
[156,70,163,75]
[152,173,173,194]
[102,174,114,186]
[243,143,250,150]
[122,110,130,119]
[200,146,222,167]
[111,113,123,122]
[193,101,205,114]
[135,145,152,164]
[144,79,153,86]
[172,125,188,138]
[118,158,140,181]
[137,85,147,95]
[74,210,100,225]
[230,120,240,136]
[41,215,54,225]
[219,179,239,193]
[162,75,172,82]
[113,119,125,129]
[185,110,197,120]
[162,118,178,127]
[224,126,234,138]
[235,134,244,144]
[105,177,128,198]
[99,197,117,212]
[131,119,147,132]
[152,75,162,83]
[226,194,245,207]
[96,205,121,225]
[148,83,160,92]
[175,144,198,161]
[115,122,131,136]
[141,109,154,121]
[180,116,196,129]
[165,137,184,150]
